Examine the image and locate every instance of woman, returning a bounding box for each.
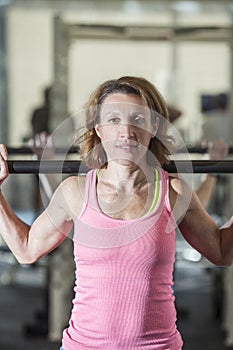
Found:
[0,76,233,349]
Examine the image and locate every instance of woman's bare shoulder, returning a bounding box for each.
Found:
[53,175,87,221]
[61,174,86,191]
[168,175,195,222]
[168,175,192,196]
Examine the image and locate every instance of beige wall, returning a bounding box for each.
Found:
[7,5,231,146]
[7,7,53,145]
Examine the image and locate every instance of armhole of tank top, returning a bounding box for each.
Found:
[163,169,172,212]
[164,171,178,233]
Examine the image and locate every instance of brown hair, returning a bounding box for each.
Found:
[76,76,174,169]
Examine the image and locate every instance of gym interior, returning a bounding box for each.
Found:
[0,0,233,349]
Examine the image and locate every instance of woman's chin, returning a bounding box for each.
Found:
[110,157,145,168]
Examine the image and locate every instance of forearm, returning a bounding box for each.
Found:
[0,190,31,263]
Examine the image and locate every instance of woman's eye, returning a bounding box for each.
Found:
[109,117,120,124]
[132,115,144,124]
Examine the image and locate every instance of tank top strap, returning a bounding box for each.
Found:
[162,169,172,211]
[87,169,99,204]
[78,169,99,219]
[159,168,177,233]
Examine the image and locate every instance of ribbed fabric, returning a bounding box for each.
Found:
[62,168,183,349]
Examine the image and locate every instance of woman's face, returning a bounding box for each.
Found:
[95,93,159,167]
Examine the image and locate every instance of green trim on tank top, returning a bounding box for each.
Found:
[96,168,159,216]
[146,168,159,215]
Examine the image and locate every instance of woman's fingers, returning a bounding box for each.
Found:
[28,132,54,160]
[0,144,8,161]
[208,139,229,160]
[0,144,9,184]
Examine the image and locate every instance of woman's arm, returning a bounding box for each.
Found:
[196,139,229,208]
[171,177,233,267]
[0,144,85,264]
[0,177,78,264]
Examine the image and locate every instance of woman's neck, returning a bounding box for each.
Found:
[99,161,154,190]
[96,161,156,220]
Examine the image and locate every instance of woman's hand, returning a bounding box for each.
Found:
[0,144,9,187]
[28,132,55,161]
[203,139,229,160]
[196,139,229,209]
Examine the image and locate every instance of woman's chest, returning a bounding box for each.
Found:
[97,183,156,220]
[75,213,176,267]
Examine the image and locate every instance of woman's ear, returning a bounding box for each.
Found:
[152,117,159,138]
[95,124,101,138]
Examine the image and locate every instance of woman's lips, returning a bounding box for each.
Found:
[115,143,139,152]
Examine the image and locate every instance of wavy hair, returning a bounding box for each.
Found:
[75,76,174,169]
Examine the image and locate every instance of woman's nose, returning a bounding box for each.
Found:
[118,123,135,138]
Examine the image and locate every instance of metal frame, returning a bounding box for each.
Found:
[0,6,8,145]
[51,14,233,128]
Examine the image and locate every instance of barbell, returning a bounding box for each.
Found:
[6,160,233,174]
[6,145,233,155]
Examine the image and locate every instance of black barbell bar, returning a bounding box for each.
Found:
[7,146,78,155]
[6,146,233,155]
[5,160,233,174]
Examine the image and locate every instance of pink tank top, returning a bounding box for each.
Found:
[62,168,183,349]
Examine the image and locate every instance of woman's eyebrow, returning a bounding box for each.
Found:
[103,110,122,117]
